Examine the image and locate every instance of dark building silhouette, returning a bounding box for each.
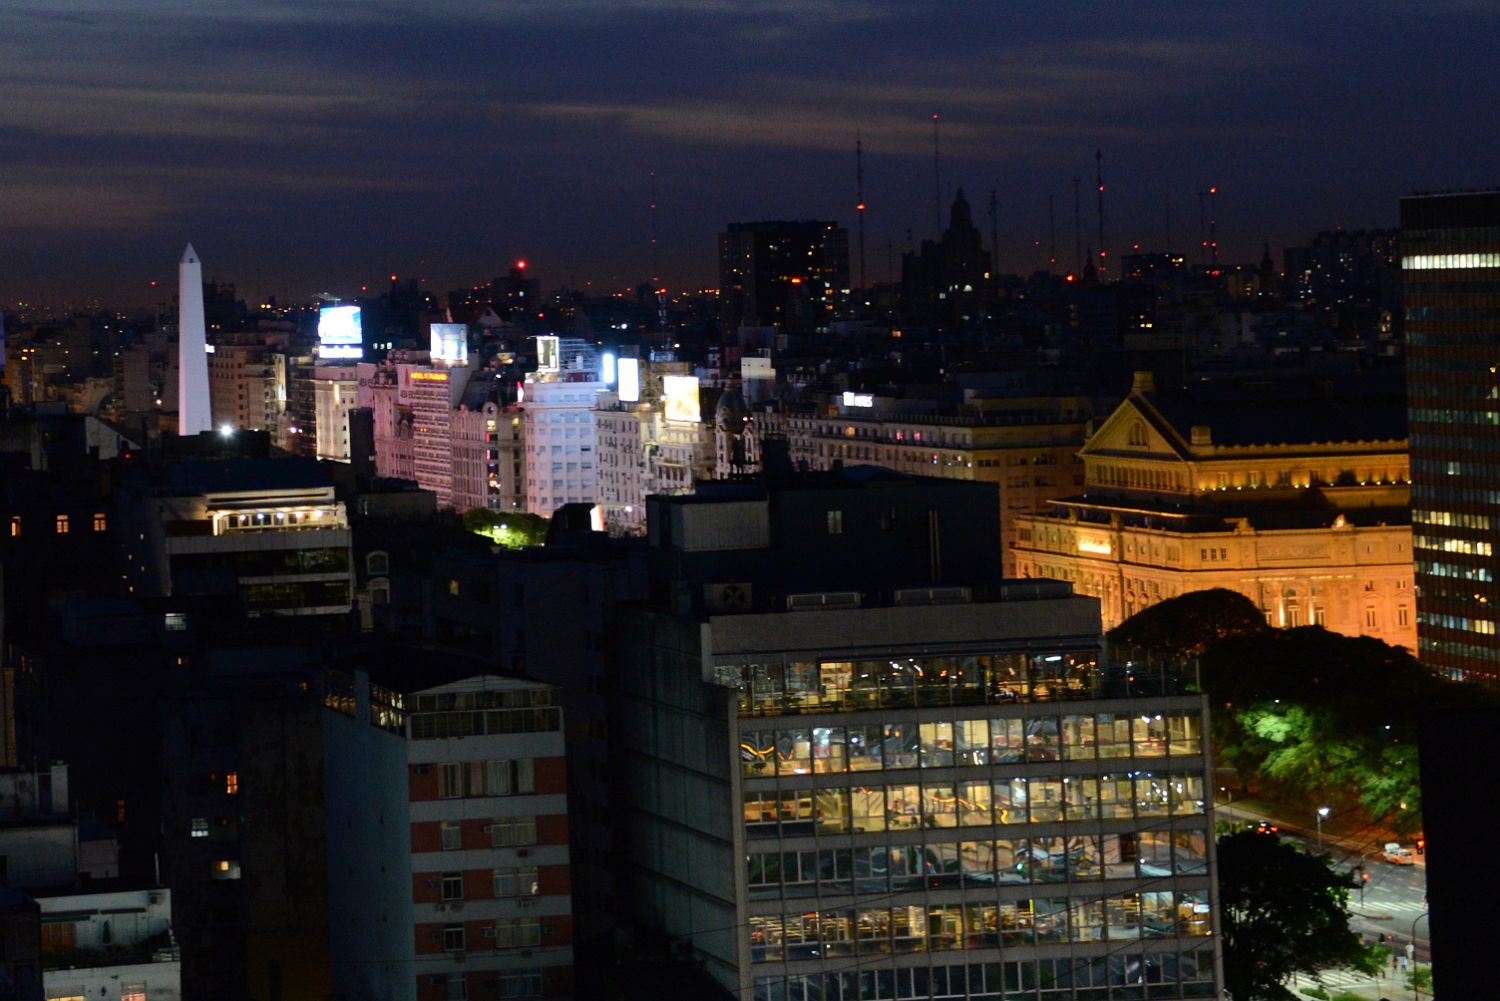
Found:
[901,189,994,330]
[718,221,849,334]
[1402,190,1500,681]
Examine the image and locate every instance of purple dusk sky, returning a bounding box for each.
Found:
[3,0,1498,307]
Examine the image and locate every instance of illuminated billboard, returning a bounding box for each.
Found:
[618,358,641,402]
[536,335,560,374]
[318,305,363,360]
[602,352,617,384]
[430,323,468,364]
[662,374,701,423]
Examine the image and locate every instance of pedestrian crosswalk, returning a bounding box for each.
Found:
[1295,967,1395,992]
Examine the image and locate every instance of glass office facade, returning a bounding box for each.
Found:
[1403,190,1500,682]
[727,649,1217,1001]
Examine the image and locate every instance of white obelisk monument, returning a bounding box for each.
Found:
[177,243,212,435]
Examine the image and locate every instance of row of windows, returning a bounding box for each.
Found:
[717,653,1101,717]
[9,513,107,537]
[752,951,1218,1001]
[411,707,561,740]
[1418,611,1498,635]
[438,816,537,849]
[1414,533,1493,556]
[1411,407,1500,426]
[747,828,1209,898]
[750,891,1213,963]
[436,759,535,799]
[740,714,1202,778]
[1416,561,1488,582]
[743,773,1206,836]
[436,866,539,901]
[1414,508,1494,529]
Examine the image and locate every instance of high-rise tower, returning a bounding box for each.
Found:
[1403,190,1500,682]
[177,243,212,435]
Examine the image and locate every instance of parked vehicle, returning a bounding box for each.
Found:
[1383,842,1416,865]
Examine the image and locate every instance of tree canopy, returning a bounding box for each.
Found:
[1218,828,1379,1000]
[1106,587,1270,658]
[462,508,549,549]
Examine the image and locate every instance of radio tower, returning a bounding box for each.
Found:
[932,112,942,233]
[649,171,660,285]
[988,189,999,267]
[1208,185,1220,268]
[1095,149,1107,280]
[1072,176,1083,275]
[856,134,867,291]
[1048,194,1058,270]
[1197,189,1208,267]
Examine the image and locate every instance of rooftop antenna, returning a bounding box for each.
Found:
[856,133,867,292]
[1197,190,1208,267]
[649,171,659,285]
[988,189,999,272]
[1072,176,1083,275]
[1164,194,1172,255]
[1048,194,1057,270]
[932,112,942,233]
[1095,149,1107,281]
[1209,185,1220,268]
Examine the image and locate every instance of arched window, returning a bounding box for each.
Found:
[1127,420,1149,447]
[366,551,389,576]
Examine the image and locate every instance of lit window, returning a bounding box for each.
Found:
[190,817,209,838]
[827,510,844,535]
[225,772,239,795]
[55,514,69,535]
[93,513,107,532]
[441,820,462,850]
[449,579,460,597]
[8,517,18,538]
[122,984,147,1001]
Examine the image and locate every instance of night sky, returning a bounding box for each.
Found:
[4,0,1499,308]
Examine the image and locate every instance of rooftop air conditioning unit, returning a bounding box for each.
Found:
[893,586,972,606]
[786,591,861,612]
[704,582,753,614]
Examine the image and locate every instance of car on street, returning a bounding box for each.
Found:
[1383,842,1416,865]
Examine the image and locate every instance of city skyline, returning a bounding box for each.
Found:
[5,1,1500,306]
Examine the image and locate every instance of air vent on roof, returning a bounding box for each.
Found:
[894,586,972,606]
[704,582,753,614]
[786,591,861,611]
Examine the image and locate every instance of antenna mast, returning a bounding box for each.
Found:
[988,189,999,269]
[649,170,659,285]
[1048,193,1057,270]
[1209,185,1219,268]
[1197,190,1208,267]
[1095,149,1106,280]
[856,134,867,292]
[1072,176,1083,275]
[932,113,942,232]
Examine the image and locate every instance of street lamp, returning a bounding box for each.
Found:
[1411,910,1430,1000]
[1220,786,1233,825]
[1316,806,1331,850]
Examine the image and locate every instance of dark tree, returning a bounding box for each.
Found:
[1107,588,1269,659]
[1218,829,1379,1000]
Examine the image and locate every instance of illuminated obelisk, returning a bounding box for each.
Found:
[177,243,212,435]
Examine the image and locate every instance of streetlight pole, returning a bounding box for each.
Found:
[1411,910,1429,1000]
[1220,786,1232,826]
[1317,806,1330,851]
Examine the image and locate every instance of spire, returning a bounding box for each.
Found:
[181,243,199,265]
[948,188,972,231]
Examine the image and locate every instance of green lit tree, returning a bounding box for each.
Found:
[1218,829,1380,1000]
[461,508,549,548]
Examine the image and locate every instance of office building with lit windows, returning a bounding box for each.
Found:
[619,475,1222,1001]
[1401,190,1500,681]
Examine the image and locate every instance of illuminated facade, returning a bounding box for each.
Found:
[594,378,712,535]
[1402,190,1500,681]
[522,379,605,517]
[744,396,1091,575]
[406,676,574,1000]
[312,365,360,461]
[452,402,525,513]
[1012,372,1415,646]
[208,343,286,436]
[119,458,354,616]
[177,243,213,436]
[621,576,1221,1000]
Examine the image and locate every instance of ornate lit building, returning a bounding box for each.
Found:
[1013,372,1416,648]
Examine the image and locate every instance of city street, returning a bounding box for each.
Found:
[1217,797,1430,998]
